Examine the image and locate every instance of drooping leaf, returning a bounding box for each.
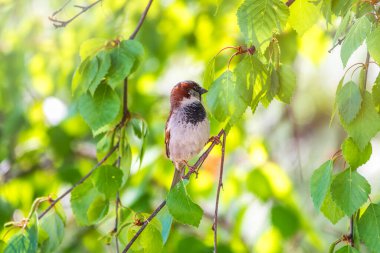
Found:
[127,219,163,253]
[310,160,333,209]
[341,91,380,150]
[87,51,111,95]
[166,180,203,227]
[237,0,289,50]
[40,212,65,253]
[332,0,356,16]
[358,203,380,252]
[261,65,280,107]
[341,138,372,170]
[271,204,300,238]
[321,188,345,224]
[106,40,144,89]
[331,169,371,216]
[288,0,320,35]
[72,57,98,96]
[206,71,248,125]
[71,180,108,225]
[335,245,360,253]
[275,64,296,104]
[4,220,38,253]
[78,83,121,131]
[92,165,123,198]
[340,16,371,67]
[367,27,380,64]
[372,75,380,112]
[87,196,109,223]
[203,58,215,89]
[336,81,362,124]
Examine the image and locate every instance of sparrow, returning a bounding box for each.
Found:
[165,81,210,188]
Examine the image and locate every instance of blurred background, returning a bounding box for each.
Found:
[0,0,379,252]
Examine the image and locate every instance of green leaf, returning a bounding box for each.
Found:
[247,168,272,201]
[288,0,320,35]
[106,42,140,89]
[271,204,300,238]
[341,91,380,150]
[92,165,123,198]
[40,212,65,253]
[340,16,371,67]
[87,51,111,95]
[127,220,163,253]
[373,75,380,112]
[275,64,296,104]
[310,160,333,209]
[331,169,371,216]
[87,196,109,223]
[342,138,372,169]
[358,203,380,252]
[71,180,108,225]
[332,0,356,16]
[261,65,280,107]
[335,245,360,253]
[156,206,173,243]
[333,11,351,45]
[78,83,121,131]
[4,220,38,253]
[72,57,98,96]
[203,58,215,89]
[206,71,248,124]
[321,188,345,224]
[237,0,289,50]
[80,38,107,60]
[167,180,203,227]
[367,27,380,64]
[336,81,362,124]
[235,56,268,113]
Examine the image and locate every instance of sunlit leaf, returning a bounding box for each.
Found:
[167,180,203,227]
[237,0,289,50]
[336,81,362,124]
[341,91,380,150]
[92,165,123,198]
[88,51,111,95]
[80,38,107,60]
[367,27,380,64]
[342,138,372,170]
[373,75,380,112]
[72,57,98,96]
[358,203,380,252]
[4,219,38,253]
[288,0,320,36]
[340,16,371,67]
[275,64,296,104]
[321,188,345,224]
[333,12,351,45]
[310,160,333,209]
[40,212,65,253]
[331,169,370,216]
[127,220,163,253]
[78,83,121,131]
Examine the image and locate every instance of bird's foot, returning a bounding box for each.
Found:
[208,135,221,145]
[183,161,199,178]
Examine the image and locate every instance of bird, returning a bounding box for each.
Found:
[165,81,210,188]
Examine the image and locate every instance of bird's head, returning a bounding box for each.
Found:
[170,81,208,108]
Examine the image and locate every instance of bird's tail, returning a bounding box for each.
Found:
[171,162,185,189]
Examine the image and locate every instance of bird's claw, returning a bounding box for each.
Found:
[208,135,221,145]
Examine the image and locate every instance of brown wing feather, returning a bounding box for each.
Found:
[165,112,171,158]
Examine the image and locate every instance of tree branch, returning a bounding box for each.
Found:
[286,0,296,7]
[49,0,102,28]
[129,0,154,40]
[328,36,346,53]
[38,143,119,219]
[212,130,226,253]
[122,129,225,253]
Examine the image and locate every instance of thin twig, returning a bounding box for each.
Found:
[350,214,354,247]
[328,36,346,53]
[115,191,120,253]
[285,0,296,7]
[38,143,119,219]
[49,0,102,28]
[129,0,154,40]
[212,130,226,253]
[122,129,225,253]
[363,52,371,90]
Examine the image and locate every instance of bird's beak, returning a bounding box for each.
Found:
[200,87,208,94]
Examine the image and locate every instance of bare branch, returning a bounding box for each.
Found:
[328,36,346,53]
[129,0,154,40]
[286,0,296,7]
[213,130,226,253]
[49,0,102,28]
[38,143,119,219]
